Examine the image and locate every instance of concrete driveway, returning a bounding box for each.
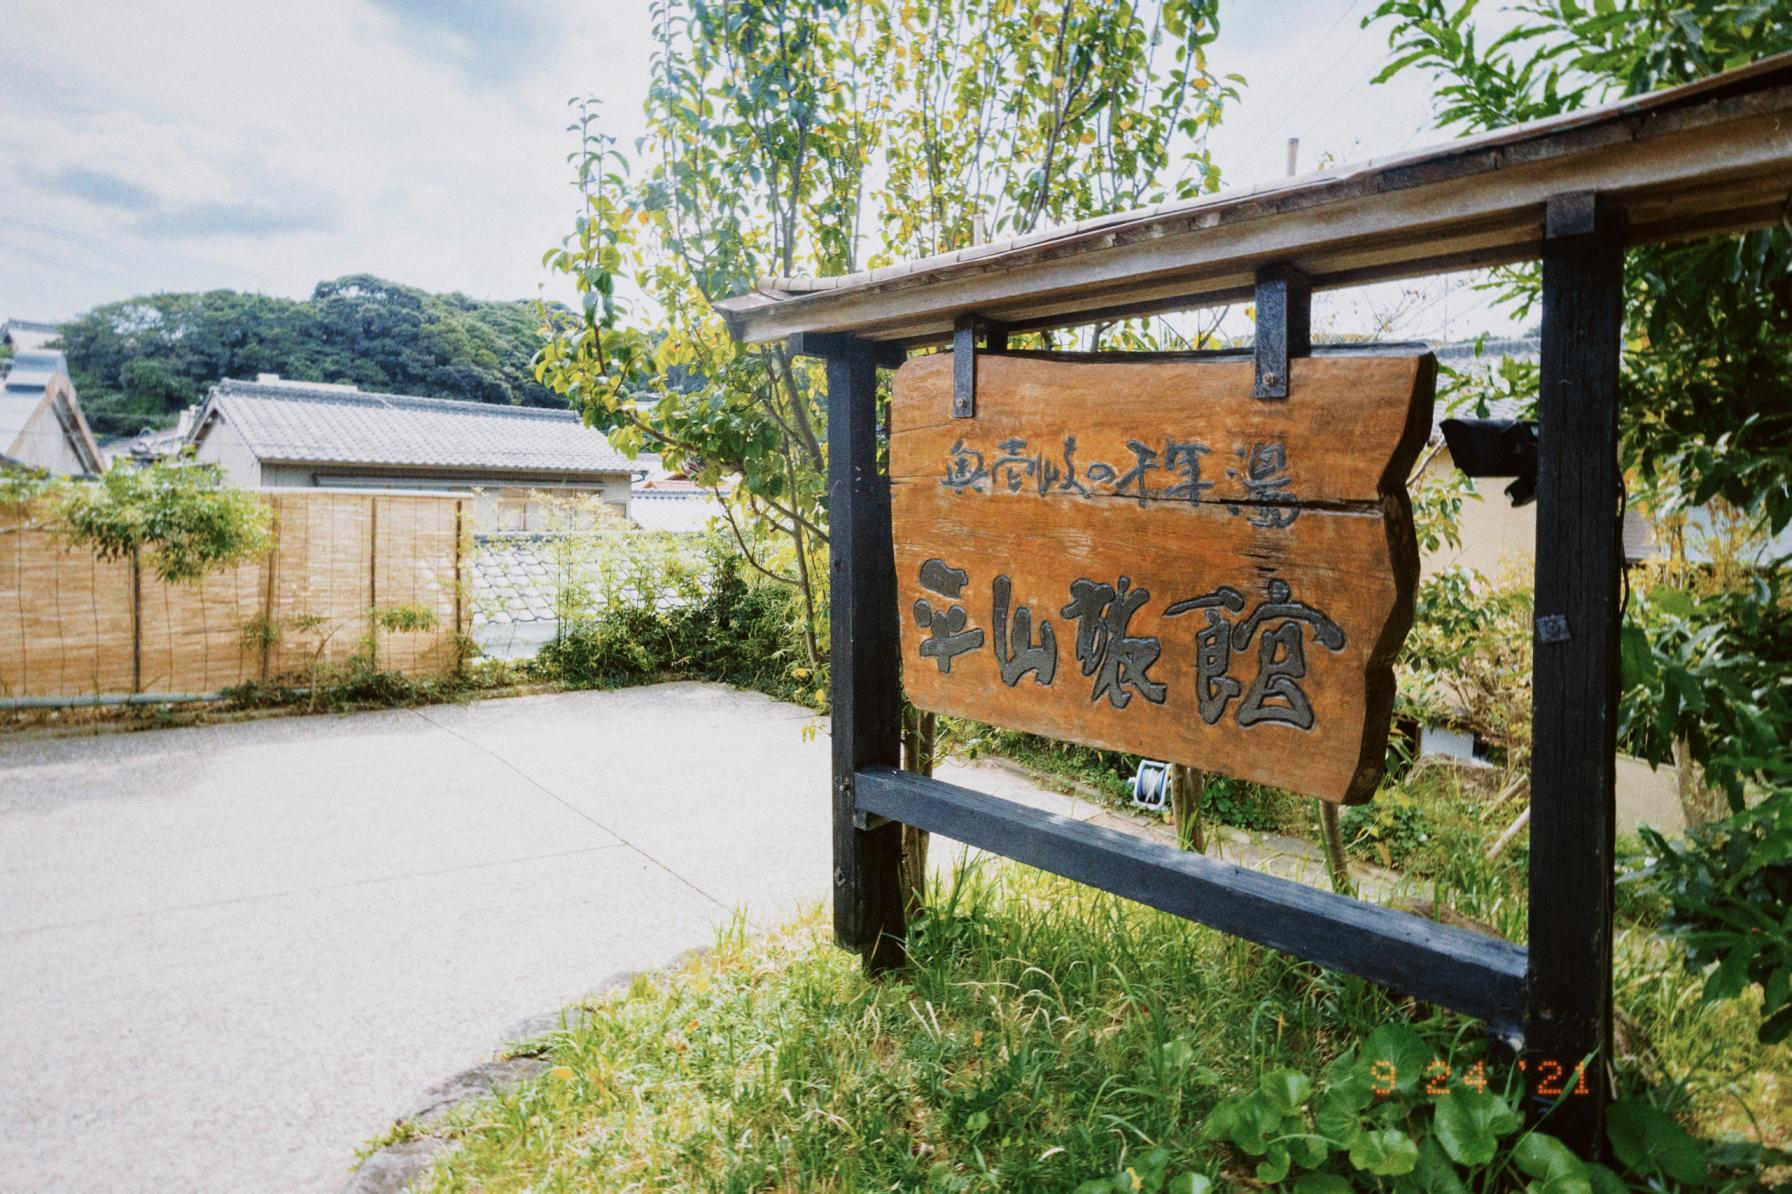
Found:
[0,683,854,1192]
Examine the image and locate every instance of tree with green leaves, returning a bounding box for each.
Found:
[53,275,563,436]
[1369,0,1792,1041]
[537,0,1235,675]
[2,456,272,585]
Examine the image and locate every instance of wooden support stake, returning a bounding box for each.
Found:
[825,341,908,971]
[1320,802,1354,896]
[1524,191,1622,1157]
[1170,764,1204,853]
[900,707,935,917]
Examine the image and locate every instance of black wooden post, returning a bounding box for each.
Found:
[1524,192,1623,1155]
[820,338,908,972]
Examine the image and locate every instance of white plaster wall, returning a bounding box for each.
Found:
[9,395,87,475]
[260,464,312,487]
[191,416,264,487]
[1417,449,1536,584]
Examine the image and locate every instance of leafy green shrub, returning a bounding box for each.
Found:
[4,456,273,584]
[535,607,666,690]
[220,657,530,715]
[519,541,820,703]
[1621,569,1792,1041]
[669,548,814,703]
[1639,800,1792,1045]
[371,603,439,633]
[1620,574,1792,815]
[1202,774,1298,833]
[1396,567,1533,765]
[1198,1022,1777,1191]
[1341,791,1434,869]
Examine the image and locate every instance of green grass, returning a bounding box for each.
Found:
[397,860,1791,1191]
[939,718,1309,833]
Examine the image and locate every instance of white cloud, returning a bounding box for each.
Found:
[0,0,655,319]
[0,0,1524,342]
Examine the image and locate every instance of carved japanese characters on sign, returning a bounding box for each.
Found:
[889,351,1436,803]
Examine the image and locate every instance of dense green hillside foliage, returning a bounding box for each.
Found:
[52,274,561,436]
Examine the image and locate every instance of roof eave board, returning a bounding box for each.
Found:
[718,53,1792,346]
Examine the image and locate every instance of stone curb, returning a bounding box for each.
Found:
[341,950,708,1193]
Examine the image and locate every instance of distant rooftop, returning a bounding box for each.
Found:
[2,350,69,394]
[1431,336,1539,363]
[195,378,637,476]
[1425,336,1538,433]
[0,353,65,451]
[2,319,60,354]
[629,488,725,533]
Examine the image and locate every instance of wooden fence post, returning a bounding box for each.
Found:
[261,497,279,682]
[130,546,142,695]
[1524,191,1623,1156]
[824,339,908,972]
[368,495,379,670]
[454,497,466,673]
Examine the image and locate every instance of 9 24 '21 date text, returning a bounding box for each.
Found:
[1373,1059,1593,1099]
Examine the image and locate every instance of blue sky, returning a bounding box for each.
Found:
[0,1,1515,338]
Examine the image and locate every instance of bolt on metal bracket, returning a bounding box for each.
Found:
[1251,264,1312,400]
[952,315,1009,418]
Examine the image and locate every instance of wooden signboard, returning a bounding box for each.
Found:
[890,350,1436,803]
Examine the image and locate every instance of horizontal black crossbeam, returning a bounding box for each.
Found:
[786,331,909,369]
[854,766,1527,1037]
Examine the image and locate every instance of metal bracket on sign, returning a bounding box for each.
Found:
[1251,264,1312,400]
[952,315,1009,418]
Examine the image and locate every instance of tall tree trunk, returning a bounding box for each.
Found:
[899,707,935,917]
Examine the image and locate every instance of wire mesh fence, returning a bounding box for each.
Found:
[470,496,720,660]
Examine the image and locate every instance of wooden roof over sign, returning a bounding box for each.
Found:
[716,52,1792,348]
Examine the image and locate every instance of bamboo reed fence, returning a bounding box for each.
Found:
[0,488,468,700]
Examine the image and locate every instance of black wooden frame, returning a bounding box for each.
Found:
[795,191,1623,1156]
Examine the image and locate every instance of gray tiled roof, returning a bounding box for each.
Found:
[199,380,635,475]
[1427,338,1538,435]
[1432,336,1539,363]
[3,350,68,394]
[1,352,68,450]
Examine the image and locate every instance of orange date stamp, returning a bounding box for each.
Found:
[1372,1058,1592,1099]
